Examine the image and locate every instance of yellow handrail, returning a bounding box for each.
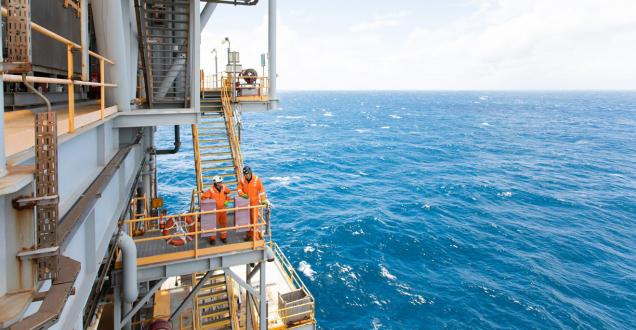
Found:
[1,6,116,132]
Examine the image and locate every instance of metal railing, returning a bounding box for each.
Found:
[122,203,270,262]
[200,71,269,101]
[1,6,116,133]
[269,242,316,326]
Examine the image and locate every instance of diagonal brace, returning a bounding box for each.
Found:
[121,278,167,327]
[169,271,214,321]
[225,267,259,297]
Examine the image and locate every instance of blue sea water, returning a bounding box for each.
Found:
[156,91,636,329]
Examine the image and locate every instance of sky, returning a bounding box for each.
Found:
[200,0,636,90]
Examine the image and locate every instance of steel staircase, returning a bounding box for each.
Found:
[193,82,244,194]
[136,0,191,107]
[194,271,234,330]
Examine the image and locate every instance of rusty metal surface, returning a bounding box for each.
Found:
[35,112,59,281]
[10,256,81,330]
[6,0,33,72]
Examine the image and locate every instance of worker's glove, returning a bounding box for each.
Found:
[241,193,249,199]
[262,199,271,207]
[224,201,229,207]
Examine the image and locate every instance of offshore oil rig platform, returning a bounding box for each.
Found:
[0,0,315,329]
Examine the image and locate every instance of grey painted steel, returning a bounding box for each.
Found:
[123,302,133,330]
[92,0,131,111]
[0,23,5,178]
[246,264,252,330]
[200,3,218,32]
[120,278,167,328]
[123,0,139,104]
[226,267,258,297]
[117,231,139,304]
[131,248,265,283]
[190,1,201,112]
[169,270,213,321]
[31,1,81,73]
[80,0,89,81]
[157,55,187,98]
[268,0,277,106]
[113,109,198,127]
[114,287,122,330]
[259,260,267,330]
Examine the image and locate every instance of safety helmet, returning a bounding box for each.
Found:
[212,175,223,184]
[242,166,252,175]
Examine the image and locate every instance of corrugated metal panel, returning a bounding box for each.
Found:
[31,0,82,74]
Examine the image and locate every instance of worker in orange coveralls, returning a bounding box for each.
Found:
[202,175,232,243]
[237,165,269,241]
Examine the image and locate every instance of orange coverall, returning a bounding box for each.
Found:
[202,184,231,240]
[237,175,266,239]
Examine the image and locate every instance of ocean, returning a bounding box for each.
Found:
[156,91,636,329]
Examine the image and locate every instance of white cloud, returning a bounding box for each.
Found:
[349,19,399,32]
[201,0,636,90]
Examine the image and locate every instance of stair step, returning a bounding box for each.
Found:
[200,308,230,320]
[198,300,229,311]
[198,291,227,301]
[201,282,227,291]
[201,317,231,329]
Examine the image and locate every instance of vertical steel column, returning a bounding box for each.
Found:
[268,0,277,106]
[0,21,6,178]
[246,264,252,330]
[190,0,201,110]
[259,261,267,329]
[80,0,89,81]
[114,287,122,329]
[67,44,75,132]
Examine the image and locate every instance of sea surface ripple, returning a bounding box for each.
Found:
[156,91,636,329]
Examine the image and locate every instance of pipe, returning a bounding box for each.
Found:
[22,74,52,113]
[268,0,277,107]
[156,125,181,155]
[92,0,131,111]
[2,74,117,87]
[117,231,138,304]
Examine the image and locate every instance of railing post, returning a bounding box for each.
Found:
[67,44,75,132]
[100,58,105,119]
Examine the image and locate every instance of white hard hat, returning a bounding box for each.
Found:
[212,175,223,183]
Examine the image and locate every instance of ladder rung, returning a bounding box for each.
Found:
[200,158,233,164]
[202,166,235,171]
[199,139,228,143]
[200,151,232,156]
[200,145,229,150]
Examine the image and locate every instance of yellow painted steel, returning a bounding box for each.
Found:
[67,44,75,132]
[100,58,105,119]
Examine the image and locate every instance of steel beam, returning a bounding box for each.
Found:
[259,261,267,330]
[120,278,167,327]
[132,249,264,283]
[226,267,258,297]
[113,109,198,127]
